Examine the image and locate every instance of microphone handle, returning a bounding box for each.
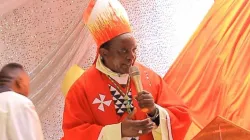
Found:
[135,82,149,113]
[131,74,149,113]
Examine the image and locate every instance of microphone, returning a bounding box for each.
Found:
[129,66,149,113]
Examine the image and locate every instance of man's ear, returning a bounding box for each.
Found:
[15,77,22,88]
[99,48,109,58]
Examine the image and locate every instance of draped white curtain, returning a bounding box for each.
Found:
[0,0,213,139]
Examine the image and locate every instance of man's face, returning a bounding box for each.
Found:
[101,33,137,74]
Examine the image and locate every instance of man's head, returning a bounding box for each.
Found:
[99,33,137,74]
[0,63,30,96]
[83,0,136,74]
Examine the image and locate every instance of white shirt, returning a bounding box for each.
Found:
[0,91,44,140]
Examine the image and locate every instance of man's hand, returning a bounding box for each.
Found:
[135,90,156,116]
[121,108,155,137]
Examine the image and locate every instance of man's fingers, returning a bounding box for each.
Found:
[139,90,150,95]
[138,99,154,109]
[123,118,155,137]
[141,126,154,135]
[136,93,153,101]
[139,104,154,109]
[135,121,155,135]
[132,118,151,127]
[138,99,154,105]
[146,121,155,128]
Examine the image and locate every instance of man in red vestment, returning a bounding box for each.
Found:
[62,0,191,140]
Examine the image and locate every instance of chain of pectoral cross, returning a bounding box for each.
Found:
[107,75,133,114]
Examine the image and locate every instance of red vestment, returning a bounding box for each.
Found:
[62,63,191,140]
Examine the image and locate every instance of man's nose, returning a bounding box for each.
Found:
[126,51,136,62]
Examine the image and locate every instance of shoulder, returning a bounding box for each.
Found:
[134,62,163,89]
[134,62,160,78]
[83,65,101,79]
[135,62,156,73]
[67,65,101,96]
[73,65,100,87]
[1,91,32,104]
[0,91,34,111]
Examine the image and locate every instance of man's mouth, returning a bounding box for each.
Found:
[122,64,132,68]
[125,63,132,66]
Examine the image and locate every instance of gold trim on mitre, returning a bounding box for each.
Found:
[83,0,132,47]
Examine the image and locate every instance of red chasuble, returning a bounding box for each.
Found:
[62,63,191,140]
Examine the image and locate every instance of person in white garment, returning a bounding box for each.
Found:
[0,63,44,140]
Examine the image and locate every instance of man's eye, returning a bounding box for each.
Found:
[133,48,137,53]
[121,49,127,53]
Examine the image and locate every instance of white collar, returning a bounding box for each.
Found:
[96,55,129,85]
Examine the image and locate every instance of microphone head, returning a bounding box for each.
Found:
[129,66,140,77]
